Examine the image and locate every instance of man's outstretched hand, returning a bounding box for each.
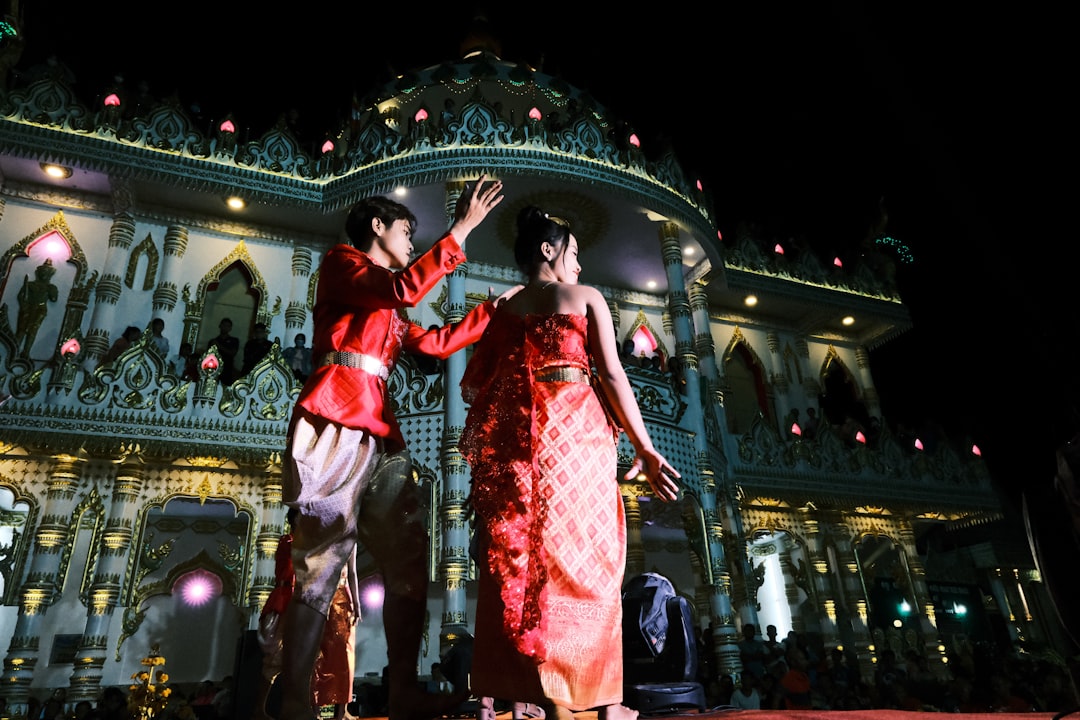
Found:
[450,174,504,246]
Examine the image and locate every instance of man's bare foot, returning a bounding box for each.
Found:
[512,702,545,720]
[597,705,637,720]
[477,696,497,720]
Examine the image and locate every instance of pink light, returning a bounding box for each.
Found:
[30,231,72,263]
[219,120,235,134]
[774,244,785,255]
[791,423,802,436]
[361,578,385,609]
[971,444,981,456]
[60,338,80,357]
[696,179,703,191]
[716,230,723,241]
[833,257,843,267]
[628,134,641,148]
[176,569,222,607]
[201,354,219,371]
[103,94,121,107]
[528,107,542,121]
[855,431,866,444]
[914,438,924,451]
[414,108,428,123]
[321,140,335,154]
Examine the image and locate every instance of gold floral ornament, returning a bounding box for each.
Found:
[128,645,172,720]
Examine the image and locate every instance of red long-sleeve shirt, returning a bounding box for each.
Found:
[295,232,494,451]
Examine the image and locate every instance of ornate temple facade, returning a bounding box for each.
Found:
[0,23,1060,709]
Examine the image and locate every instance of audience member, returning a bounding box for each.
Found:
[738,623,769,680]
[99,326,142,367]
[775,646,813,710]
[209,319,240,384]
[730,674,761,709]
[172,341,199,381]
[149,318,170,358]
[241,323,274,376]
[282,333,313,382]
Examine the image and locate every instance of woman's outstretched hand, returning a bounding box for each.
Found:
[624,448,681,502]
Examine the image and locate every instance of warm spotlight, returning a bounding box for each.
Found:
[40,163,72,179]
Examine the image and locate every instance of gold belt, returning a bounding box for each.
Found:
[534,366,590,384]
[319,351,390,381]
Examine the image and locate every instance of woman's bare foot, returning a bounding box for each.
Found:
[597,705,638,720]
[538,704,574,720]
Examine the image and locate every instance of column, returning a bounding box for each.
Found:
[622,491,645,578]
[833,522,875,681]
[766,331,795,435]
[67,451,144,701]
[284,246,314,333]
[151,224,189,319]
[801,517,840,651]
[854,346,882,419]
[84,214,136,364]
[897,523,948,676]
[2,453,86,704]
[248,469,286,628]
[658,223,739,679]
[988,569,1020,645]
[437,181,473,657]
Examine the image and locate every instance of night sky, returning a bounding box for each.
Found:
[9,3,1069,504]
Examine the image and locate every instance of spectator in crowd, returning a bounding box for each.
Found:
[149,317,170,358]
[241,323,274,376]
[282,333,313,382]
[209,319,240,384]
[99,326,142,368]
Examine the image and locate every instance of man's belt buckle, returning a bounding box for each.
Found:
[320,351,390,381]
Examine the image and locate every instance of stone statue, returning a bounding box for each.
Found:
[15,259,59,357]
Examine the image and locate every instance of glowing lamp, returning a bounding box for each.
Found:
[321,140,335,154]
[103,93,121,107]
[201,354,219,371]
[717,230,723,241]
[696,179,703,191]
[528,107,542,121]
[855,431,866,444]
[361,578,385,609]
[791,423,802,436]
[971,444,981,456]
[175,568,222,607]
[774,244,785,255]
[914,438,924,451]
[414,108,428,122]
[60,338,81,357]
[219,119,235,134]
[628,133,640,148]
[834,257,843,267]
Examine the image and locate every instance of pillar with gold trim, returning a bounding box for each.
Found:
[66,451,144,700]
[83,213,136,365]
[657,222,739,678]
[2,452,86,703]
[437,180,474,658]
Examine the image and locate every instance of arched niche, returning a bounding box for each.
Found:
[721,327,774,434]
[0,482,34,605]
[182,240,274,355]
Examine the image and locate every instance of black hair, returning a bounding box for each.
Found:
[344,196,418,250]
[514,205,570,273]
[123,325,141,340]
